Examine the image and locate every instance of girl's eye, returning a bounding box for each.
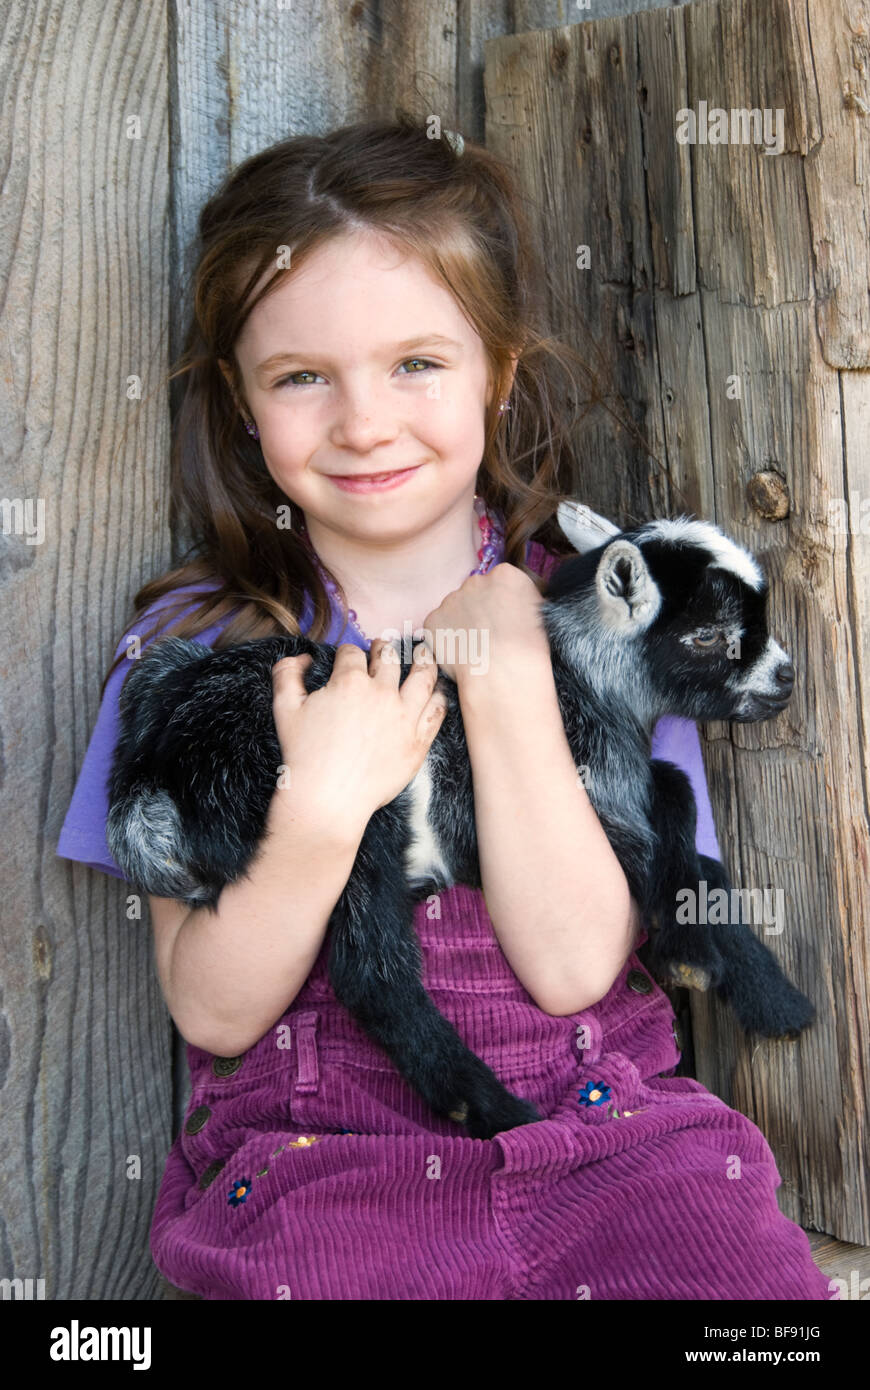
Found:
[398,357,440,374]
[273,370,320,388]
[271,358,441,389]
[692,630,722,648]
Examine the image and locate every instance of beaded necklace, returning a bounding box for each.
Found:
[297,493,504,646]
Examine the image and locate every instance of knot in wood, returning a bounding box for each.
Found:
[746,469,790,520]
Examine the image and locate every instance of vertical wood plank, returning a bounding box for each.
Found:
[802,0,870,367]
[486,0,870,1241]
[1,0,172,1297]
[10,0,862,1298]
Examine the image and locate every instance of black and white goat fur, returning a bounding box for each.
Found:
[107,503,815,1140]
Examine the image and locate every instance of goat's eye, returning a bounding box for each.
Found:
[692,630,722,648]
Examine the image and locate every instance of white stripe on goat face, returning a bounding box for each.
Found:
[638,518,765,591]
[734,636,791,698]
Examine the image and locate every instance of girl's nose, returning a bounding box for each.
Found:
[333,399,399,449]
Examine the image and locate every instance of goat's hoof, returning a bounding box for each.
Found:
[440,1055,542,1138]
[464,1095,541,1141]
[450,1089,540,1140]
[667,961,712,991]
[732,988,815,1041]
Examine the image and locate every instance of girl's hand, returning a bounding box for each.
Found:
[270,641,447,825]
[420,563,551,686]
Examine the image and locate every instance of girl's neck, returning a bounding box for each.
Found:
[299,487,488,638]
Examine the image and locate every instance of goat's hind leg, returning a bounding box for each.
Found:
[327,852,541,1140]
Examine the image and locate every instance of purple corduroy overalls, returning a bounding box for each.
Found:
[56,532,832,1301]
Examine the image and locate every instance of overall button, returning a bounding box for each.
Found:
[185,1104,211,1134]
[627,968,653,995]
[212,1056,243,1077]
[198,1157,226,1190]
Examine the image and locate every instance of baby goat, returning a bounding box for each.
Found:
[107,503,814,1140]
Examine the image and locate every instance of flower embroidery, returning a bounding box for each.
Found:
[228,1178,251,1206]
[228,1137,325,1206]
[578,1081,611,1107]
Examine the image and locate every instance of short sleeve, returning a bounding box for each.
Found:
[55,587,230,881]
[650,716,722,862]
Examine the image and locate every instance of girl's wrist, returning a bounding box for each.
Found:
[455,643,555,708]
[268,778,371,849]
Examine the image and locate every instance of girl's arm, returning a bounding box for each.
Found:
[457,653,639,1016]
[154,785,370,1056]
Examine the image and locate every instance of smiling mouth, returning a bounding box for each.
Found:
[329,466,419,480]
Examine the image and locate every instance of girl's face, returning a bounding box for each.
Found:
[223,228,501,544]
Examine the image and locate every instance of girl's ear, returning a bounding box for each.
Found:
[557,500,621,554]
[218,357,243,413]
[486,354,520,411]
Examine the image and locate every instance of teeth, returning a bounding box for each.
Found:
[339,468,409,481]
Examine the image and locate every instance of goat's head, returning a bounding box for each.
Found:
[542,501,794,727]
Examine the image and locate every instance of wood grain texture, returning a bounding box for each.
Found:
[806,1230,870,1296]
[486,0,870,1242]
[7,0,630,1306]
[1,0,172,1297]
[802,0,870,367]
[8,0,861,1301]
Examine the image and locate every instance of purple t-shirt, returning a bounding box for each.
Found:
[55,537,721,879]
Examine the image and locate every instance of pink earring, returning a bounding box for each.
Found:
[498,399,511,415]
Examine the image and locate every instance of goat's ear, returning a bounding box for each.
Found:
[596,540,661,630]
[557,500,621,554]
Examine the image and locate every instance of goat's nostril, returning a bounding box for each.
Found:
[775,661,795,687]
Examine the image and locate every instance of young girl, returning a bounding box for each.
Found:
[57,117,830,1301]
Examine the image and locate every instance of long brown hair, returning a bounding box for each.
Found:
[101,112,611,698]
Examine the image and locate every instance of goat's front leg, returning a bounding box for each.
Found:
[326,818,541,1140]
[642,759,727,991]
[695,853,815,1039]
[644,763,815,1040]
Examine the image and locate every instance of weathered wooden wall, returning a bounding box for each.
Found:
[485,0,870,1242]
[3,0,865,1301]
[1,0,173,1301]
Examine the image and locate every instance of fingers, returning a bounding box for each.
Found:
[404,654,446,739]
[323,642,370,686]
[417,686,448,744]
[272,652,314,708]
[367,637,402,683]
[288,640,443,730]
[393,641,442,717]
[334,637,442,724]
[333,642,368,666]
